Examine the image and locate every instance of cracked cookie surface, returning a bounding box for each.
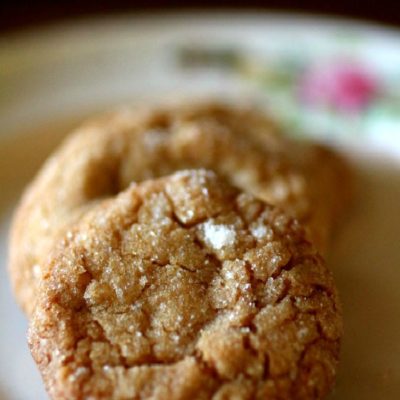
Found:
[9,101,351,315]
[28,170,342,400]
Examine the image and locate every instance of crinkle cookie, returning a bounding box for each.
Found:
[9,101,351,315]
[28,170,342,400]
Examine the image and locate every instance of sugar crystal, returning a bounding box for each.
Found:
[203,221,236,250]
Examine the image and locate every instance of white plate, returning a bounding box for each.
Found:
[1,13,400,399]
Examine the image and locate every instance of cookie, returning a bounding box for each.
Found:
[28,170,342,400]
[9,101,351,315]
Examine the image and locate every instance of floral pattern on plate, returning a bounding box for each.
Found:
[178,43,400,150]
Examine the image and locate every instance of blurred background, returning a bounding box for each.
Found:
[2,0,400,32]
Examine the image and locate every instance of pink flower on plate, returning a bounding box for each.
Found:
[299,61,378,112]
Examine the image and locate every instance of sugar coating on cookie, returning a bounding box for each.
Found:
[28,170,342,400]
[9,102,351,316]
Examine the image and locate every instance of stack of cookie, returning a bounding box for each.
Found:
[9,102,351,399]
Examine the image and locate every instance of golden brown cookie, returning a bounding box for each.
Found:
[28,170,342,400]
[9,101,351,315]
